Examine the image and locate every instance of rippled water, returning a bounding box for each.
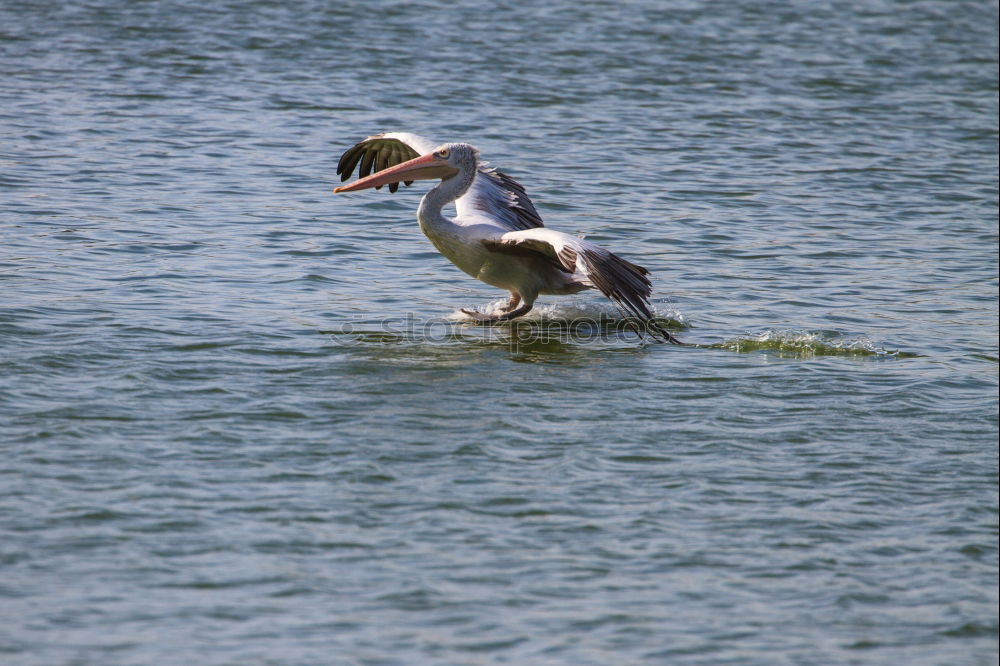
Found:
[2,1,998,664]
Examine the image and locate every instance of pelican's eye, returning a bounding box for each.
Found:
[435,148,450,159]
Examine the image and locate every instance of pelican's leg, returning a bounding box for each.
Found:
[461,302,533,323]
[500,292,522,313]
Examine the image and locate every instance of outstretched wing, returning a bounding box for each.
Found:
[336,132,436,193]
[483,229,682,344]
[336,132,544,231]
[456,166,545,231]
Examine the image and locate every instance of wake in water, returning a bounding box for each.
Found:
[710,329,913,358]
[326,300,907,357]
[449,304,910,356]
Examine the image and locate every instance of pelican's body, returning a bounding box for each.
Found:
[334,132,681,343]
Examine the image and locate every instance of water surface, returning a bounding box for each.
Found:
[1,1,997,664]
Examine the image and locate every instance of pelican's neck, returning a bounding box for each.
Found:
[417,162,476,227]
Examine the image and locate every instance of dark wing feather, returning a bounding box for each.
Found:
[579,248,653,320]
[577,248,681,343]
[358,149,376,178]
[387,144,403,193]
[336,134,422,191]
[459,167,545,231]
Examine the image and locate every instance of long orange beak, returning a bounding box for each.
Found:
[334,152,458,193]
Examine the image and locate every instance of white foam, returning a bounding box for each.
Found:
[722,329,895,356]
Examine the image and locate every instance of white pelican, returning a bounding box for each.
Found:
[334,133,682,344]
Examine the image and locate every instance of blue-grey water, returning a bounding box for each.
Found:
[1,1,998,664]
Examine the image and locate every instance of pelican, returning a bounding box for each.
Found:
[334,133,682,344]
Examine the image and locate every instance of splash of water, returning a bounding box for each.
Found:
[713,329,912,358]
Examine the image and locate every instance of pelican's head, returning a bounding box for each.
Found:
[432,142,479,173]
[334,143,479,193]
